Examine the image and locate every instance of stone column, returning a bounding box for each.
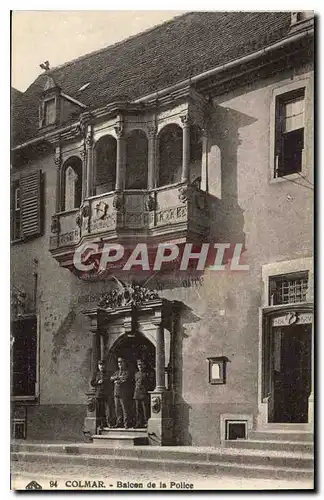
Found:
[83,315,100,439]
[148,126,157,189]
[200,128,209,193]
[81,144,87,202]
[114,123,126,191]
[85,126,94,198]
[54,145,62,212]
[155,322,166,391]
[180,114,191,183]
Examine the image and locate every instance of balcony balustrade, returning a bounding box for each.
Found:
[49,181,213,270]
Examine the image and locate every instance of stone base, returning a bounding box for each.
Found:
[148,390,174,445]
[92,427,148,447]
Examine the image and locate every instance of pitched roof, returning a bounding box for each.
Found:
[12,11,295,146]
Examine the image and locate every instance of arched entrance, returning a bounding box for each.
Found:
[106,332,155,376]
[105,333,156,428]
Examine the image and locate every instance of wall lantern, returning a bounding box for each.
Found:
[207,356,229,385]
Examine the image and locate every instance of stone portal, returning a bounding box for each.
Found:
[82,284,177,445]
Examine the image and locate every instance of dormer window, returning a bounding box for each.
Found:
[39,76,60,129]
[44,98,56,126]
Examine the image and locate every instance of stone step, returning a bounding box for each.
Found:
[92,434,149,447]
[11,450,313,480]
[224,440,313,453]
[251,431,314,442]
[11,443,314,470]
[99,427,148,437]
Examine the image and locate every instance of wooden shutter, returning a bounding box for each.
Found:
[20,170,42,239]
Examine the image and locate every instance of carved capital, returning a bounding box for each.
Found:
[114,123,124,139]
[180,114,191,128]
[85,130,93,148]
[147,126,157,139]
[54,149,62,169]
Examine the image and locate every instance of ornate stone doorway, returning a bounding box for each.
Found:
[82,284,179,445]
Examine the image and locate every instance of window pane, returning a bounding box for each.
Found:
[269,273,308,305]
[284,114,304,133]
[284,98,304,117]
[44,99,56,125]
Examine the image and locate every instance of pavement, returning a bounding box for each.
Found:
[11,461,313,491]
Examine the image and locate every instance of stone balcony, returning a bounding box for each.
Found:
[49,182,214,271]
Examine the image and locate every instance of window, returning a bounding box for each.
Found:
[125,130,148,189]
[11,170,43,241]
[12,182,21,240]
[275,89,305,177]
[11,317,37,398]
[158,124,183,187]
[94,135,117,195]
[269,272,309,305]
[61,157,82,211]
[44,98,56,126]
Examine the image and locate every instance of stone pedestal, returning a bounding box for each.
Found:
[82,389,98,440]
[147,390,173,446]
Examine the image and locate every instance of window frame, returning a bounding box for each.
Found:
[269,78,312,184]
[268,271,309,306]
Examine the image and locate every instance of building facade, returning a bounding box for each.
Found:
[11,11,314,446]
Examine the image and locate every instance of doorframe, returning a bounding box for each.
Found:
[257,257,314,429]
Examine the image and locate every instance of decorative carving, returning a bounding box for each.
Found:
[98,284,160,310]
[114,123,124,139]
[178,186,189,203]
[287,311,299,325]
[145,194,156,212]
[113,193,124,211]
[152,396,161,414]
[76,213,82,227]
[180,114,190,127]
[95,200,108,219]
[80,145,87,162]
[51,215,60,233]
[54,149,62,168]
[85,128,93,148]
[147,126,157,139]
[81,204,90,218]
[87,395,96,412]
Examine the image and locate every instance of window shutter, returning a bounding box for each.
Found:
[20,170,42,239]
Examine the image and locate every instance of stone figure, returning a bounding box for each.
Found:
[110,357,132,428]
[90,360,115,430]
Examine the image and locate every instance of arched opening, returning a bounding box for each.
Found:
[107,333,155,376]
[158,124,183,187]
[105,333,156,428]
[94,135,117,195]
[61,156,82,211]
[190,124,203,188]
[125,130,148,189]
